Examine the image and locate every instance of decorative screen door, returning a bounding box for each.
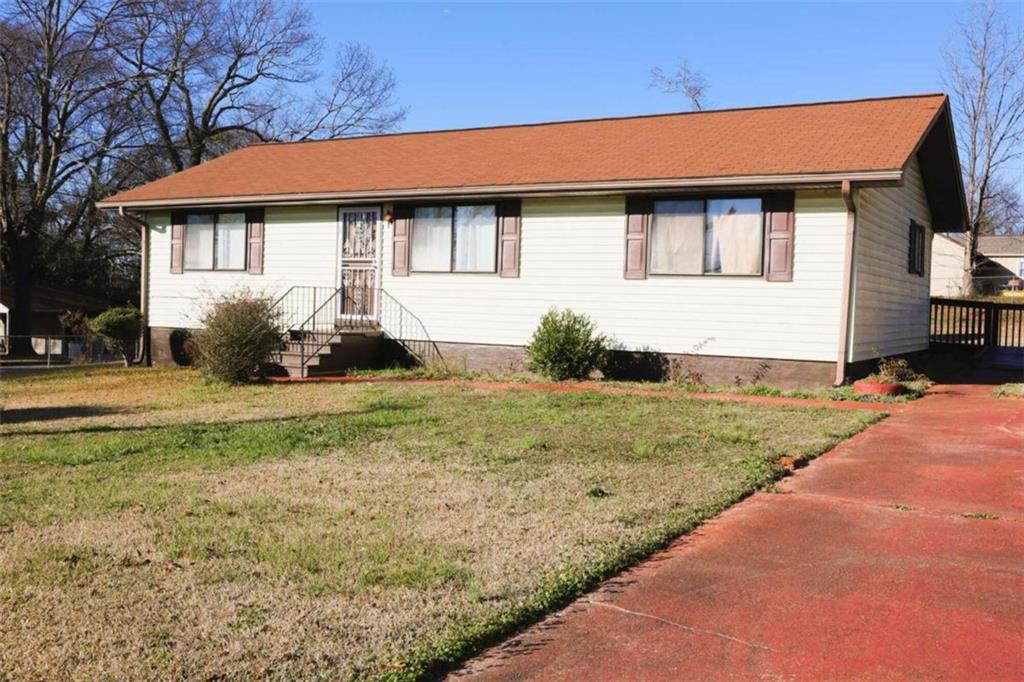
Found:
[339,208,379,319]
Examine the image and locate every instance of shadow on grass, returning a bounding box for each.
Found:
[1,407,388,438]
[1,405,121,425]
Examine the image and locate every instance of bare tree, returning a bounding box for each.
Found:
[650,60,708,111]
[981,175,1023,235]
[0,0,138,345]
[1,0,406,347]
[943,1,1024,293]
[112,0,405,176]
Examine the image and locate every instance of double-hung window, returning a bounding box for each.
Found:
[411,204,497,273]
[649,196,764,276]
[184,212,247,271]
[908,220,926,276]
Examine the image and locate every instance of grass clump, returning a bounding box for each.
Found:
[993,383,1024,399]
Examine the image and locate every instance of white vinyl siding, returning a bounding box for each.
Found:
[986,255,1024,278]
[849,157,933,361]
[930,234,967,297]
[145,191,850,364]
[146,205,341,328]
[380,190,847,362]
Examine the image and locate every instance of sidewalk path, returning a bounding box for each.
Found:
[456,384,1024,680]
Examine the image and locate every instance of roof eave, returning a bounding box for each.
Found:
[904,97,970,232]
[97,169,904,210]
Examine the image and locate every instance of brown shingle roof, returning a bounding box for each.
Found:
[101,93,948,207]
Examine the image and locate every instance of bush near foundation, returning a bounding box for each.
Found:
[526,308,608,381]
[192,292,283,383]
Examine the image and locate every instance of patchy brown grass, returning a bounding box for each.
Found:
[0,367,880,679]
[992,383,1024,399]
[1,366,372,433]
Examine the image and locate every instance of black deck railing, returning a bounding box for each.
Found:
[929,297,1024,348]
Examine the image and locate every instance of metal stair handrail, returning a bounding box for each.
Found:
[377,288,445,369]
[270,283,445,374]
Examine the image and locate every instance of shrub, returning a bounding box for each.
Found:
[875,356,925,384]
[90,307,144,366]
[866,346,927,385]
[526,308,608,381]
[192,292,283,383]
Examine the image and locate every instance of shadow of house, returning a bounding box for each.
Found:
[0,405,120,425]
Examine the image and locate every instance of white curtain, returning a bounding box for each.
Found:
[184,214,214,269]
[216,213,246,270]
[650,200,703,274]
[454,205,497,272]
[411,206,452,271]
[704,198,762,275]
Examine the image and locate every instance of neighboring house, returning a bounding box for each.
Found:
[930,233,969,297]
[0,284,114,335]
[930,234,1024,296]
[0,284,114,356]
[97,93,966,387]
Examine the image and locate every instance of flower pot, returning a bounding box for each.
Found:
[853,379,904,396]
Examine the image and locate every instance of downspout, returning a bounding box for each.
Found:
[835,180,857,385]
[119,207,149,365]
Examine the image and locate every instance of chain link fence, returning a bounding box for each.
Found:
[0,335,123,367]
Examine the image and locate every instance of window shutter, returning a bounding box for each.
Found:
[624,197,652,280]
[764,192,795,282]
[170,211,185,274]
[392,204,413,276]
[498,199,522,278]
[246,208,265,275]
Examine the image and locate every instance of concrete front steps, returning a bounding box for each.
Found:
[269,327,389,378]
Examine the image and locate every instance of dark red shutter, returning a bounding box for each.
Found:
[764,192,795,282]
[498,199,522,277]
[170,211,185,274]
[624,197,652,280]
[246,208,265,275]
[392,204,413,276]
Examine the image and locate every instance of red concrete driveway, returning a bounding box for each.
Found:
[457,385,1024,681]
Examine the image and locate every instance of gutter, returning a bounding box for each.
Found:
[96,169,904,211]
[835,180,858,385]
[119,207,149,365]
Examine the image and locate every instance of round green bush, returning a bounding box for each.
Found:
[90,307,144,366]
[193,292,283,383]
[526,308,608,381]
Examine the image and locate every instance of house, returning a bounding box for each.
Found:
[96,93,966,388]
[931,233,1024,297]
[0,284,115,356]
[930,233,969,297]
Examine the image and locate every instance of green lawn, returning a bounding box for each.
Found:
[0,367,881,680]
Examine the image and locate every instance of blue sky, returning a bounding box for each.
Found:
[306,1,1020,132]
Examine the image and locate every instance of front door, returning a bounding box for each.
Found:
[339,207,379,319]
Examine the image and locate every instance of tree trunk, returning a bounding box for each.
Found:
[9,232,38,355]
[961,229,977,297]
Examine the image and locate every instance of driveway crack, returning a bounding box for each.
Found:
[591,601,776,651]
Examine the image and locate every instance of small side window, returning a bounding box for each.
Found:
[908,220,925,276]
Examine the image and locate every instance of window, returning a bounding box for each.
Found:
[908,220,926,276]
[184,212,247,270]
[411,204,497,272]
[649,196,764,276]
